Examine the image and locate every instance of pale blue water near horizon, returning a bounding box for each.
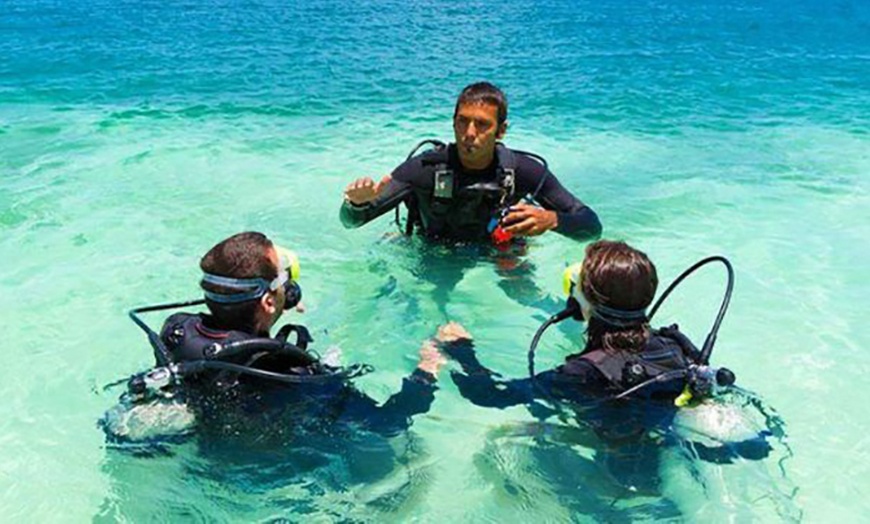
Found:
[1,0,869,521]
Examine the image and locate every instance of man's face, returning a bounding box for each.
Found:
[453,102,505,169]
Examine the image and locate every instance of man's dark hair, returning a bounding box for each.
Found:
[454,82,508,125]
[200,231,276,331]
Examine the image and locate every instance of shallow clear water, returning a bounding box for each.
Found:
[1,0,869,521]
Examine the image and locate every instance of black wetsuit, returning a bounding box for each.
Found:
[158,313,437,438]
[340,143,602,242]
[445,329,695,410]
[444,331,772,463]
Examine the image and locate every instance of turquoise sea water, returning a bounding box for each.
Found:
[2,0,869,520]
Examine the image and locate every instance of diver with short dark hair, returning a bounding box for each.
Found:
[340,82,602,244]
[104,231,447,442]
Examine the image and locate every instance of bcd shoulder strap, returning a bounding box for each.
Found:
[495,143,516,201]
[653,324,702,364]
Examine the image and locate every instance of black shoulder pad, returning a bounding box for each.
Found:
[495,143,517,171]
[654,324,702,363]
[580,349,628,385]
[420,145,450,166]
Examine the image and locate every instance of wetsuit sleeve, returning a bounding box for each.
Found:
[446,340,613,408]
[442,339,537,409]
[359,369,438,437]
[338,156,423,229]
[514,154,603,241]
[550,357,611,393]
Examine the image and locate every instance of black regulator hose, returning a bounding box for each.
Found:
[510,148,549,200]
[406,139,446,161]
[208,338,318,367]
[178,360,371,385]
[528,297,582,379]
[129,299,205,366]
[648,256,734,365]
[613,369,689,400]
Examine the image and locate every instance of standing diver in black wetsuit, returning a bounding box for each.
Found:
[340,82,602,245]
[104,232,448,442]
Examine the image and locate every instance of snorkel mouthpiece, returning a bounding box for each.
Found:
[555,296,583,322]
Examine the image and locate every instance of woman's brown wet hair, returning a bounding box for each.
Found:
[580,240,658,354]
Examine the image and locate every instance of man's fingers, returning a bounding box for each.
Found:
[509,203,534,213]
[352,177,374,190]
[419,339,438,354]
[504,217,536,234]
[503,209,533,224]
[346,177,377,195]
[374,174,392,193]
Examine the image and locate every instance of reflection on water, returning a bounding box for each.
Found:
[471,389,801,522]
[97,338,801,521]
[370,235,566,324]
[97,381,435,522]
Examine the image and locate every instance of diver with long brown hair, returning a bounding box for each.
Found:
[438,240,703,406]
[436,239,772,500]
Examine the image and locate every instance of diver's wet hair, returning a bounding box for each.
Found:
[581,240,658,354]
[200,232,276,331]
[454,82,508,125]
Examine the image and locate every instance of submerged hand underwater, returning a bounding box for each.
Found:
[101,82,793,516]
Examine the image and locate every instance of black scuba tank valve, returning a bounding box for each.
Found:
[716,367,736,387]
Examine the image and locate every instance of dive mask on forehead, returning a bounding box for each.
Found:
[201,244,302,310]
